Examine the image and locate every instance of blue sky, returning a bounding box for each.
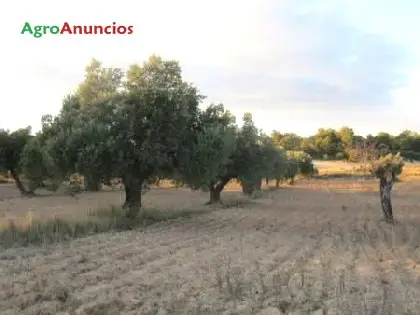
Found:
[1,0,419,136]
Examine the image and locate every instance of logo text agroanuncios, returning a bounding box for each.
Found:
[21,22,134,38]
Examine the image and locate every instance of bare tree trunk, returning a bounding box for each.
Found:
[123,178,143,218]
[289,176,295,185]
[379,176,394,222]
[265,177,269,186]
[103,177,112,186]
[84,175,101,191]
[256,179,262,190]
[275,178,280,189]
[207,178,230,204]
[10,168,31,196]
[208,186,222,204]
[241,181,253,195]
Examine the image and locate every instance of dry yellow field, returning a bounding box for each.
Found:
[1,163,420,314]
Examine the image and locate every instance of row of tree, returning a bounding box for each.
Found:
[272,128,420,162]
[0,55,316,218]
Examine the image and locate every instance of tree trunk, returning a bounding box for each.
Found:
[103,176,112,187]
[10,169,30,196]
[208,186,222,204]
[289,176,295,185]
[241,181,253,195]
[123,178,143,218]
[207,177,231,204]
[275,178,280,189]
[265,177,269,186]
[84,176,101,191]
[379,176,394,222]
[241,178,262,195]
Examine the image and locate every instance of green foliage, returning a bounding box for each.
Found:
[338,126,355,148]
[283,159,299,183]
[20,96,84,193]
[30,56,203,216]
[77,58,123,107]
[235,113,263,180]
[268,148,287,182]
[181,104,237,191]
[371,153,404,180]
[0,127,33,194]
[313,128,344,159]
[235,114,282,194]
[271,131,302,150]
[18,55,204,213]
[8,53,420,221]
[271,127,420,162]
[74,60,122,190]
[126,54,182,90]
[0,127,32,172]
[401,150,420,162]
[20,136,47,191]
[181,109,287,200]
[286,150,316,176]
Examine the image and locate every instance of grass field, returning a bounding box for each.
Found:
[1,162,420,314]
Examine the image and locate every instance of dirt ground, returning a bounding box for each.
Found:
[1,176,420,314]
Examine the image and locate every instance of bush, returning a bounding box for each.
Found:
[335,152,345,160]
[286,151,316,177]
[371,153,404,179]
[401,150,420,162]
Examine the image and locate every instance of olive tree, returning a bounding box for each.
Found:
[20,95,84,193]
[0,127,32,195]
[239,137,280,195]
[22,56,203,218]
[106,84,201,217]
[268,149,287,188]
[180,104,237,204]
[20,135,53,193]
[282,150,316,185]
[232,113,280,195]
[76,59,123,190]
[283,159,299,185]
[371,153,404,223]
[180,110,281,202]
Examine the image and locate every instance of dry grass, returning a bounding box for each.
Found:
[1,161,420,314]
[0,173,12,184]
[314,160,420,181]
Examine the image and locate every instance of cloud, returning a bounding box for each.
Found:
[192,4,410,111]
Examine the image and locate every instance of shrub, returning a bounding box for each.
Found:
[371,153,404,179]
[286,151,316,177]
[335,152,345,160]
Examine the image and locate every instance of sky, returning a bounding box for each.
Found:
[2,0,420,136]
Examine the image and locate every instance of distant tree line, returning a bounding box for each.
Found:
[271,127,420,162]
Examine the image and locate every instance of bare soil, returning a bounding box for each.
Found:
[1,178,420,314]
